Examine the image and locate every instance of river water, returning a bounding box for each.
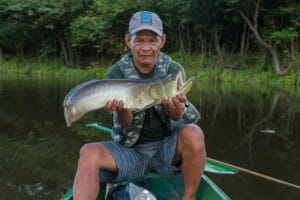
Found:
[0,73,299,200]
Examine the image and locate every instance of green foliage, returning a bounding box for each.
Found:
[270,28,298,42]
[70,0,136,53]
[220,69,234,82]
[2,52,299,87]
[197,69,222,82]
[0,0,299,78]
[0,56,108,79]
[70,16,101,46]
[277,73,298,85]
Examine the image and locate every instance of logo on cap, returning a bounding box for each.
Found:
[140,12,152,23]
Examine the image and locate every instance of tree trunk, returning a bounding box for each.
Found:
[232,0,292,75]
[200,38,204,66]
[186,25,192,53]
[58,35,70,67]
[245,27,250,54]
[296,37,299,53]
[67,42,74,68]
[178,20,187,57]
[0,47,3,64]
[213,23,224,64]
[74,47,80,65]
[239,22,247,60]
[197,31,205,66]
[58,35,76,68]
[290,39,295,58]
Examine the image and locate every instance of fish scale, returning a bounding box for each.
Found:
[63,73,194,127]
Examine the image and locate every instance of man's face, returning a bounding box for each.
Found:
[126,30,166,72]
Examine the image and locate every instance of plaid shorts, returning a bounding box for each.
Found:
[99,126,182,183]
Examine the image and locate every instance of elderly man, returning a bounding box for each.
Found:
[73,11,206,200]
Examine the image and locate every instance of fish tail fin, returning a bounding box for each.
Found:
[178,77,195,95]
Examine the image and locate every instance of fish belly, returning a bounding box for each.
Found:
[64,81,153,126]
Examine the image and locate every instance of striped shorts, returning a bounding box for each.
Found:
[99,126,182,183]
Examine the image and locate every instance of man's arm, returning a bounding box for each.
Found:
[104,100,133,128]
[105,64,133,128]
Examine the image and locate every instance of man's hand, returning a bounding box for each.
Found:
[162,94,186,121]
[104,99,133,128]
[104,99,124,112]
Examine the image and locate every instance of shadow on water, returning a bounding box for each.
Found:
[0,74,299,199]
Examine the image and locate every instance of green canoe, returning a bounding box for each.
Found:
[60,124,236,200]
[60,173,230,200]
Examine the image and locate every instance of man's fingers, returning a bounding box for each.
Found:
[173,96,183,108]
[167,98,175,110]
[111,99,118,111]
[162,96,185,110]
[105,99,123,112]
[105,101,112,112]
[118,100,124,111]
[178,94,187,103]
[161,97,167,106]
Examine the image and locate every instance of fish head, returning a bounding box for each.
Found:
[163,71,183,97]
[148,72,179,100]
[160,72,182,98]
[162,71,195,98]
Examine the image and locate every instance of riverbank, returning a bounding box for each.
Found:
[0,57,107,80]
[0,55,299,86]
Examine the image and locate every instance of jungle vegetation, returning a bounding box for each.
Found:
[0,0,300,77]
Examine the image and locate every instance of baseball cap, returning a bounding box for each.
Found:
[129,11,163,36]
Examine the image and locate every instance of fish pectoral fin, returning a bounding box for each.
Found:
[149,83,163,99]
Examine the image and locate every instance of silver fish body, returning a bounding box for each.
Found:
[63,73,194,127]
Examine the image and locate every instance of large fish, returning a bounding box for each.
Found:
[63,72,194,127]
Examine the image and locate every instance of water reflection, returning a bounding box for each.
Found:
[189,82,300,199]
[0,74,299,199]
[0,74,111,199]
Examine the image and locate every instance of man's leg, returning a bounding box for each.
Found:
[173,124,206,200]
[73,143,118,200]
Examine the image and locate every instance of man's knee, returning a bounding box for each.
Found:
[79,143,107,165]
[78,143,117,171]
[178,124,205,153]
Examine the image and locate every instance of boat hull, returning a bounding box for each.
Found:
[60,174,230,200]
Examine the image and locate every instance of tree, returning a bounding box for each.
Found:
[35,0,88,67]
[226,0,300,75]
[0,0,299,72]
[70,0,137,57]
[0,0,87,67]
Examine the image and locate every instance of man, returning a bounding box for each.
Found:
[73,11,206,200]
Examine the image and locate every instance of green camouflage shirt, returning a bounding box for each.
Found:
[106,53,185,144]
[106,52,200,147]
